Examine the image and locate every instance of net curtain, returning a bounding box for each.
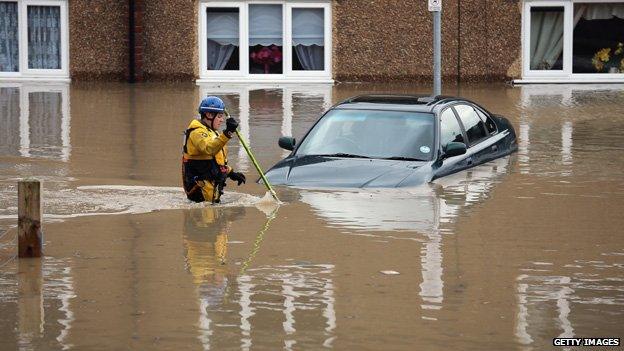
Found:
[249,4,282,46]
[28,6,61,69]
[206,10,239,70]
[292,8,324,71]
[0,2,19,72]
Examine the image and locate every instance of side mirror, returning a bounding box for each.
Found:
[278,136,296,151]
[442,142,467,159]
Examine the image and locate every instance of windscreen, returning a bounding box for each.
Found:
[296,109,435,160]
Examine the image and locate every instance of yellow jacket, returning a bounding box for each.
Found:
[183,119,231,172]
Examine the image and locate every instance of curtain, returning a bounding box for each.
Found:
[579,3,624,20]
[206,10,238,70]
[28,6,61,69]
[206,39,235,70]
[531,4,624,71]
[295,45,324,70]
[530,9,564,70]
[207,10,238,45]
[0,2,19,72]
[293,8,324,70]
[249,4,282,46]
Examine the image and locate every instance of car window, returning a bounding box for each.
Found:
[295,109,435,160]
[475,108,497,134]
[453,104,488,144]
[440,108,465,146]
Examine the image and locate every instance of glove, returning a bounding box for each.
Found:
[225,117,239,134]
[228,171,246,186]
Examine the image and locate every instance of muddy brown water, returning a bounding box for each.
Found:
[1,82,623,350]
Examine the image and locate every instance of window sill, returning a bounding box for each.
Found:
[0,76,71,83]
[514,77,624,84]
[196,77,334,84]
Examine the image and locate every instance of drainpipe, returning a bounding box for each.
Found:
[128,0,135,82]
[128,0,144,82]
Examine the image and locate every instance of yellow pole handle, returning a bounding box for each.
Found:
[234,129,279,202]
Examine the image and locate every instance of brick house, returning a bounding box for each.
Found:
[0,0,623,83]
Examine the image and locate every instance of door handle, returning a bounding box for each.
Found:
[467,157,473,165]
[492,145,498,151]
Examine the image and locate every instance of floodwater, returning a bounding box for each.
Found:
[1,81,623,350]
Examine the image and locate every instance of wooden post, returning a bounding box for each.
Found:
[18,180,42,257]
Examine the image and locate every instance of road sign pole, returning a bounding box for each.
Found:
[429,0,442,96]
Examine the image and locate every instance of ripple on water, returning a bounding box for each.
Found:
[515,251,624,346]
[195,263,336,350]
[0,185,267,222]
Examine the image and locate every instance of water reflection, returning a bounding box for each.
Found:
[517,84,624,179]
[0,82,623,349]
[198,84,332,170]
[299,157,511,314]
[300,158,511,233]
[0,84,71,162]
[183,207,242,350]
[515,253,624,349]
[238,264,336,350]
[0,257,75,350]
[182,206,336,349]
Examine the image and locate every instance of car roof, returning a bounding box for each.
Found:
[332,94,483,113]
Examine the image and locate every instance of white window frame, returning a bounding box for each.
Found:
[519,0,624,83]
[285,3,331,78]
[197,0,332,84]
[0,0,69,81]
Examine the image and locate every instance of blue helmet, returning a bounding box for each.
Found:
[198,96,225,114]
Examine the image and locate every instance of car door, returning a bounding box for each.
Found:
[452,103,496,167]
[473,107,509,162]
[433,107,472,179]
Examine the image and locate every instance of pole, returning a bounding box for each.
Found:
[433,10,442,96]
[18,180,42,258]
[234,130,280,202]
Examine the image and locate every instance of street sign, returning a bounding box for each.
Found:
[428,0,441,12]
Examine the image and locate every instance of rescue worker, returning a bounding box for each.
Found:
[182,96,246,203]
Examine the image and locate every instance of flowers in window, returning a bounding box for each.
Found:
[592,42,624,73]
[250,45,283,73]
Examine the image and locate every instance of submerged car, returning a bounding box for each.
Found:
[265,94,517,188]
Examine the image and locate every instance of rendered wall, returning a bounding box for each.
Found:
[333,0,521,82]
[143,0,198,80]
[69,1,128,80]
[457,0,522,81]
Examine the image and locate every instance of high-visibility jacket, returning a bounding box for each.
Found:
[182,118,233,203]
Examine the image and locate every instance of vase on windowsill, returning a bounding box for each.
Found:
[592,42,624,73]
[250,45,282,74]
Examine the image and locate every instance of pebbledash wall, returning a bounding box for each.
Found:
[333,0,521,82]
[68,0,128,80]
[21,0,523,82]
